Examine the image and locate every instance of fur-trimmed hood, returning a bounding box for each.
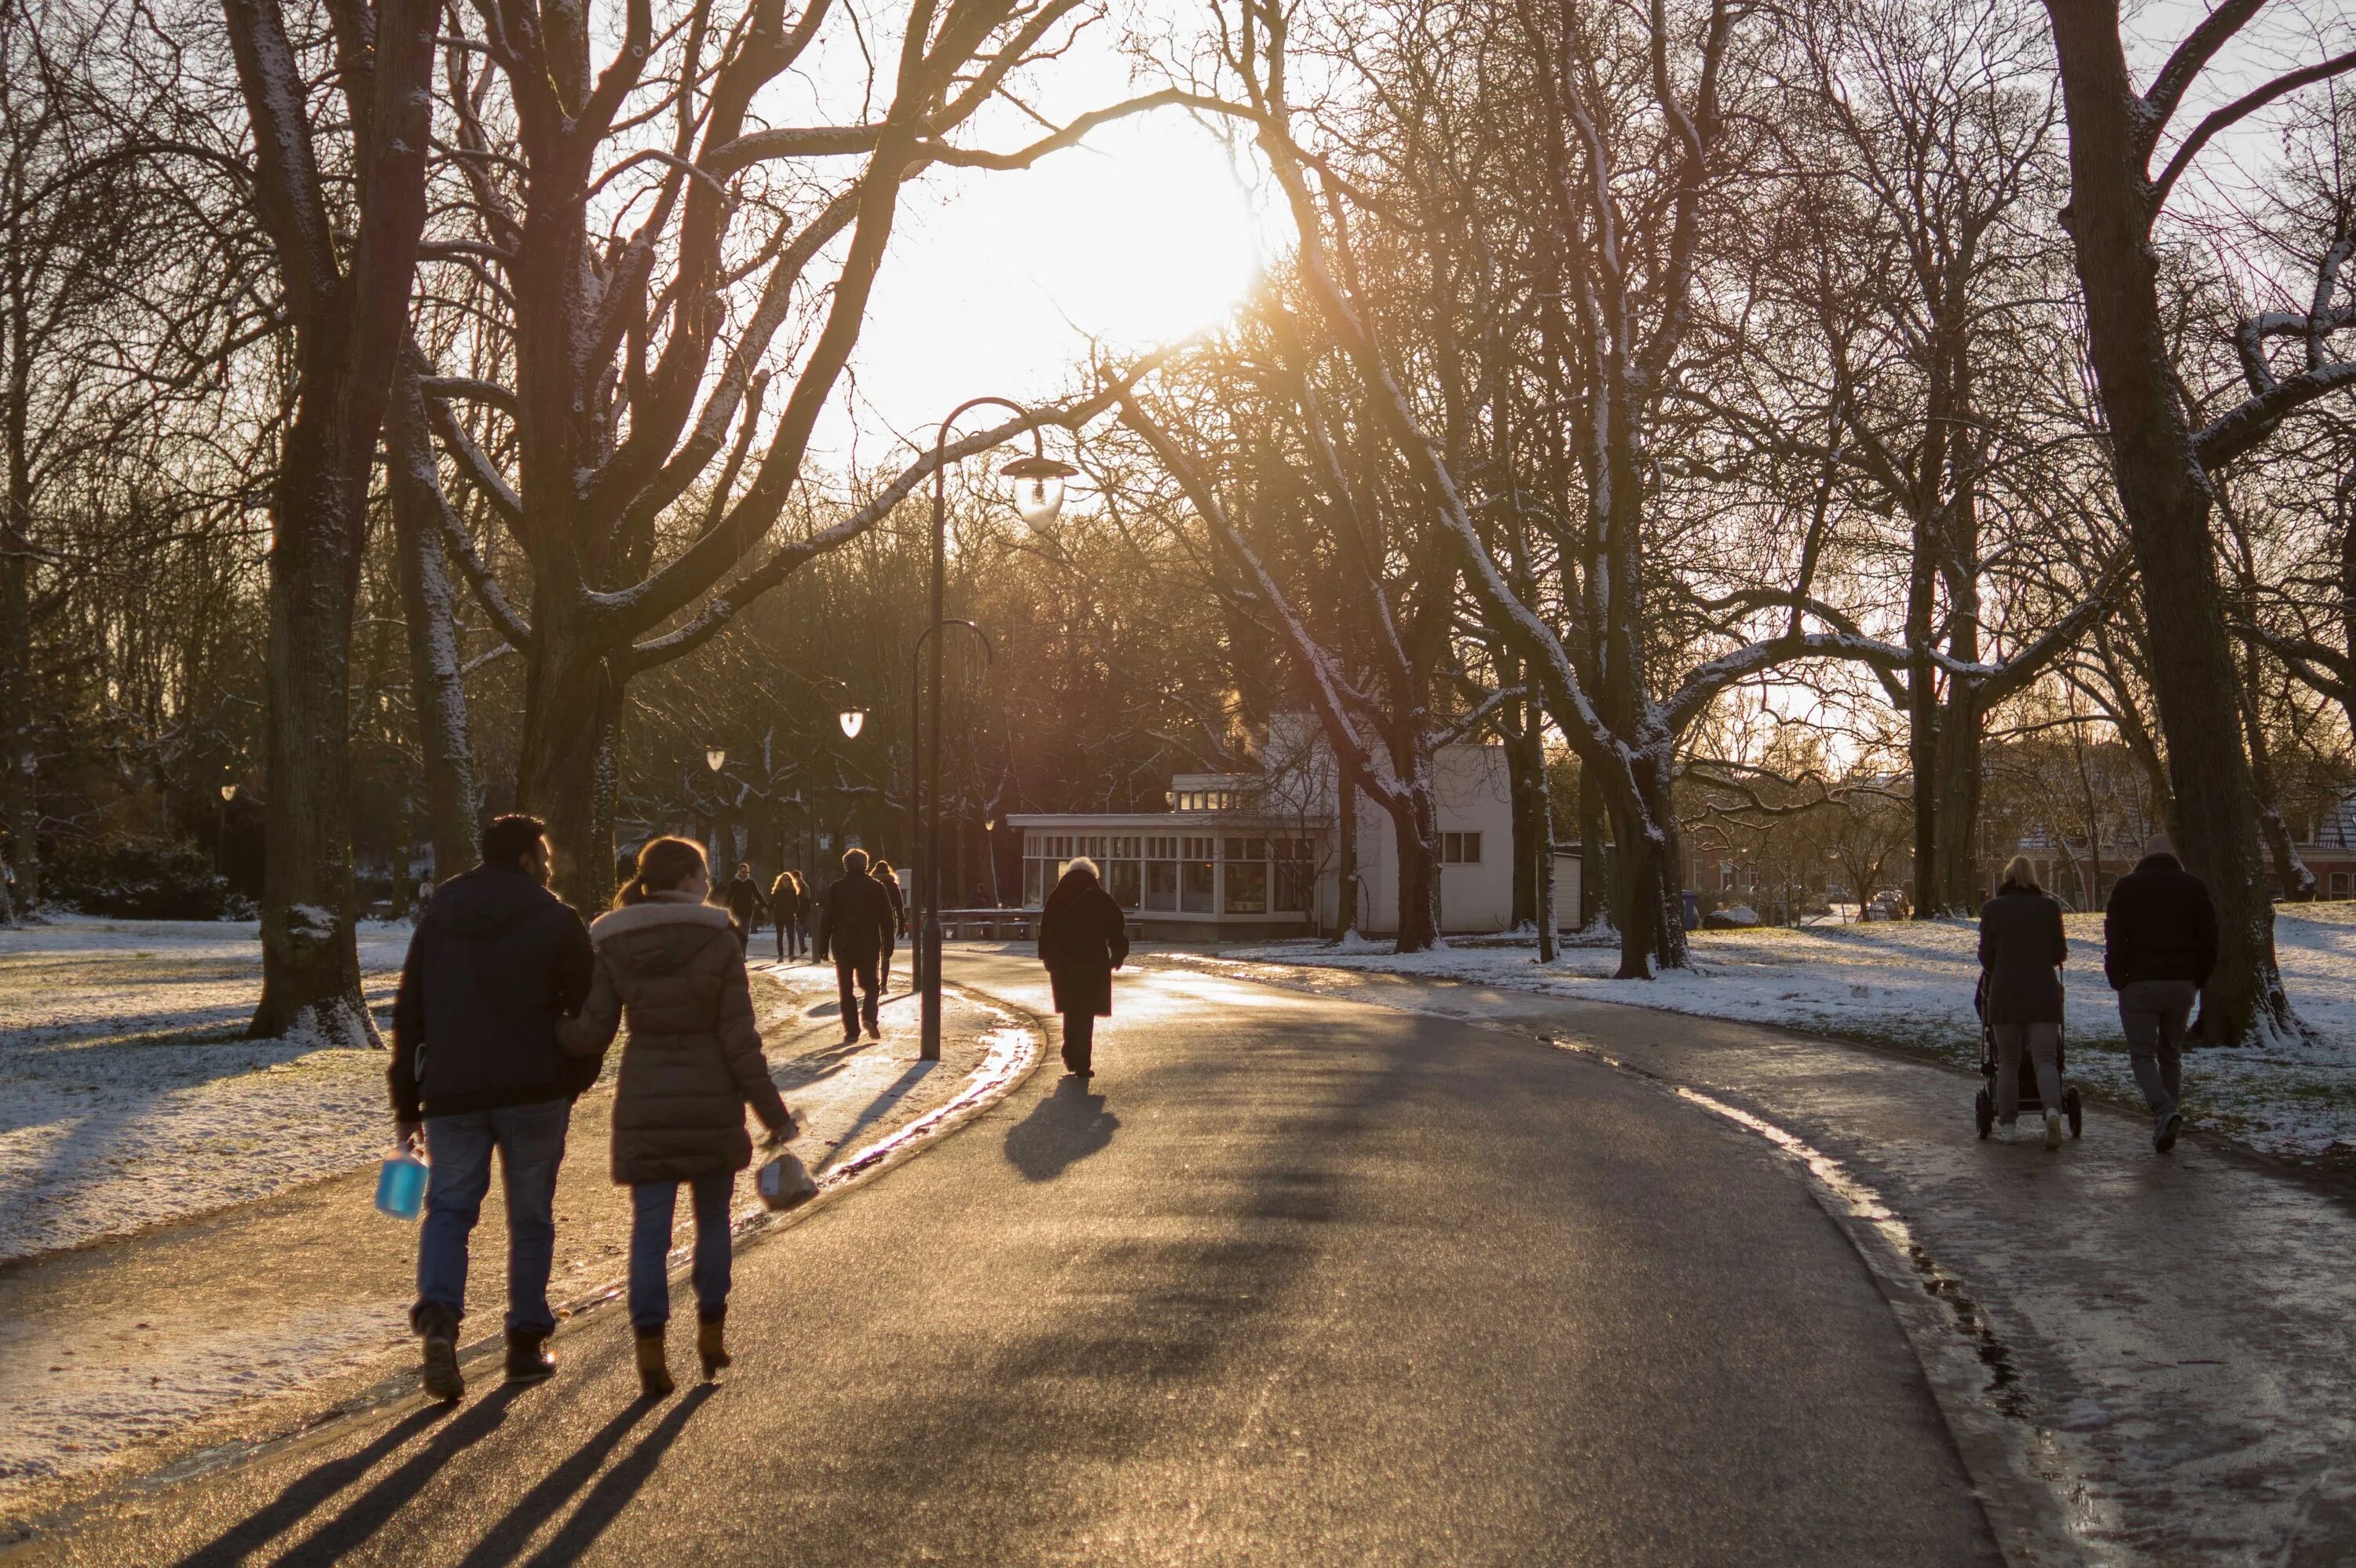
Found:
[589,892,734,942]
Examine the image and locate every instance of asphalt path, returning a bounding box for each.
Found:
[22,952,2000,1567]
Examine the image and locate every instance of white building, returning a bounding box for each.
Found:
[1008,714,1579,941]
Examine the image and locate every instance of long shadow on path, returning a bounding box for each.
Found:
[1001,1076,1118,1182]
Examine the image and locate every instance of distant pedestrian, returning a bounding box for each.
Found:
[559,837,795,1398]
[1978,855,2069,1150]
[872,857,907,991]
[390,814,596,1401]
[769,868,804,962]
[2104,832,2218,1153]
[814,847,895,1043]
[724,861,761,953]
[1037,857,1129,1080]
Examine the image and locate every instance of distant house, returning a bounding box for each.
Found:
[1008,714,1580,941]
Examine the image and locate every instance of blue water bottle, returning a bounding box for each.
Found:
[375,1149,428,1220]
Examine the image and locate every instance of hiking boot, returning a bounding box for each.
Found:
[2155,1110,2184,1153]
[635,1329,675,1399]
[417,1307,463,1402]
[2044,1110,2064,1151]
[697,1314,731,1381]
[505,1328,557,1384]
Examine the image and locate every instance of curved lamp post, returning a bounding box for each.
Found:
[916,400,1077,1060]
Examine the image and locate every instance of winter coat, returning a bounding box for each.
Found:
[814,869,897,966]
[724,873,763,929]
[390,864,596,1121]
[1038,867,1129,1018]
[2103,852,2219,990]
[769,874,803,923]
[1977,883,2068,1025]
[558,893,791,1184]
[878,869,907,936]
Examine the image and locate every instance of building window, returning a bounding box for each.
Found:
[1225,861,1268,914]
[1275,838,1315,912]
[1110,860,1140,908]
[2335,872,2351,898]
[1146,860,1178,911]
[1443,831,1483,864]
[1182,838,1215,912]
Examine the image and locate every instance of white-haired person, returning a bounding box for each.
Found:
[1036,857,1130,1080]
[1977,853,2069,1149]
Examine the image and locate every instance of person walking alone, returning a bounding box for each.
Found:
[1037,856,1129,1080]
[390,815,596,1401]
[814,847,896,1042]
[1978,855,2069,1150]
[871,857,907,992]
[560,837,796,1398]
[724,861,762,954]
[2105,833,2218,1153]
[769,868,804,962]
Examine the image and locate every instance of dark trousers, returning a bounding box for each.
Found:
[836,954,880,1033]
[1061,1012,1096,1075]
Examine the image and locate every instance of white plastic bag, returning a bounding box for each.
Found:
[756,1151,818,1212]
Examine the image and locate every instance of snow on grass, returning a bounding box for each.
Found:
[1203,908,2356,1164]
[0,916,413,1262]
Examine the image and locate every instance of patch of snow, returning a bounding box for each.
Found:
[1196,911,2356,1163]
[0,916,413,1261]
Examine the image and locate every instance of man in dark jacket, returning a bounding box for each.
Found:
[1038,857,1129,1079]
[724,861,762,953]
[2104,833,2218,1153]
[814,847,896,1042]
[390,814,595,1398]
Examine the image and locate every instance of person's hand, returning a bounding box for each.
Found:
[395,1119,423,1155]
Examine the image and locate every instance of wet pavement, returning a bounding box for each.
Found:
[1169,952,2356,1566]
[0,964,1008,1530]
[13,952,2000,1566]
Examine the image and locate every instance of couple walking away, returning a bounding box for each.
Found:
[1977,834,2217,1153]
[391,821,793,1403]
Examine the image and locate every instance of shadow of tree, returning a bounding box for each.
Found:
[1001,1076,1119,1182]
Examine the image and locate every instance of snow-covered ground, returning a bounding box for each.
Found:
[0,916,413,1262]
[1200,908,2356,1163]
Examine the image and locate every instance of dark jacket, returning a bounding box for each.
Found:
[1977,883,2067,1025]
[2103,851,2219,989]
[814,869,897,966]
[1038,867,1129,1018]
[768,873,803,923]
[558,894,791,1184]
[877,868,907,936]
[390,864,596,1121]
[724,872,763,928]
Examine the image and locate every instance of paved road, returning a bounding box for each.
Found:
[20,953,1999,1567]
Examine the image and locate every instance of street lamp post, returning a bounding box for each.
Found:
[916,400,1074,1061]
[218,784,236,879]
[907,620,993,995]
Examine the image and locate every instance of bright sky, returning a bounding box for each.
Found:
[814,18,1271,465]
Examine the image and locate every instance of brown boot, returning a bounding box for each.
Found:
[697,1315,731,1380]
[635,1329,675,1399]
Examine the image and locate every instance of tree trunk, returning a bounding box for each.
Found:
[515,613,623,912]
[2,299,35,915]
[1610,748,1687,978]
[250,448,377,1046]
[1389,789,1440,953]
[1579,765,1608,929]
[2043,2,2291,1043]
[389,367,480,888]
[1504,692,1540,929]
[2239,674,2313,901]
[1527,698,1557,962]
[1935,682,1984,912]
[1335,773,1359,939]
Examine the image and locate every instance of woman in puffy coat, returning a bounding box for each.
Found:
[1037,857,1129,1080]
[1977,853,2069,1150]
[562,836,794,1397]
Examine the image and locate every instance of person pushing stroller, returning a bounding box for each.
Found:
[1978,854,2069,1149]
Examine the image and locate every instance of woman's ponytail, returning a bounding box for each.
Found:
[614,836,708,908]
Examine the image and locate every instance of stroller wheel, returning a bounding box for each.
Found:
[2064,1085,2083,1140]
[1974,1086,1993,1141]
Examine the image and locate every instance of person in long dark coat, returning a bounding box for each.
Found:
[2104,832,2217,1153]
[768,869,803,962]
[814,848,896,1042]
[1977,853,2069,1149]
[723,861,762,952]
[1037,857,1129,1079]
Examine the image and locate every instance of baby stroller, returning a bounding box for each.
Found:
[1973,973,2082,1141]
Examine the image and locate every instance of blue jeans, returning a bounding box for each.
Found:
[629,1174,734,1331]
[414,1099,571,1336]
